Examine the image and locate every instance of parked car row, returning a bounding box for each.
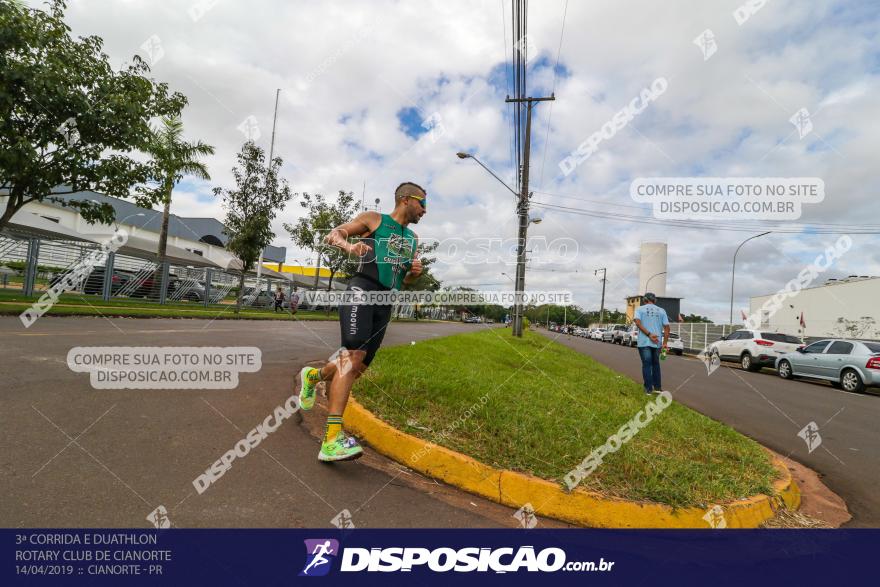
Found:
[552,321,880,393]
[549,323,683,354]
[49,268,287,306]
[706,330,880,393]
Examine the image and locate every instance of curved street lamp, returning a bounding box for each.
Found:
[455,152,518,199]
[457,151,531,337]
[729,232,771,325]
[644,271,666,295]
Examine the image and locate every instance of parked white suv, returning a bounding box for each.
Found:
[707,330,803,371]
[603,324,627,343]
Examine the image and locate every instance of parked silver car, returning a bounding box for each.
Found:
[776,339,880,393]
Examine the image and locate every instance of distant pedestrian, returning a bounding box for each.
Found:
[290,286,300,316]
[273,286,285,312]
[634,292,670,395]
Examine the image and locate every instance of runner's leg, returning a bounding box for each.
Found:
[316,287,374,460]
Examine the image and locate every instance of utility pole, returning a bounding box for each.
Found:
[258,88,281,281]
[268,88,280,162]
[595,268,607,324]
[505,95,554,337]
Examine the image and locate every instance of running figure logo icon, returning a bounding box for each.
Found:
[300,539,339,577]
[797,421,822,453]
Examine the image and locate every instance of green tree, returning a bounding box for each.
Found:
[0,0,186,230]
[283,191,361,292]
[402,241,441,291]
[399,241,441,319]
[680,313,711,323]
[215,142,292,314]
[140,116,214,263]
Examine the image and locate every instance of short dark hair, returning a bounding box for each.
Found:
[394,182,426,202]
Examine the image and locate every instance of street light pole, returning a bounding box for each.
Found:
[455,153,518,198]
[729,232,771,325]
[456,144,549,337]
[594,268,607,324]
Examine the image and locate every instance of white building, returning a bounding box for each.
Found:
[2,189,286,271]
[749,276,880,339]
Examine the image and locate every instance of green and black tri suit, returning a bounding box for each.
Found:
[339,214,417,365]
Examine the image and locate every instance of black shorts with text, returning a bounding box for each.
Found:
[339,275,393,366]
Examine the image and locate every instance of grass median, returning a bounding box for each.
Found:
[354,328,778,508]
[0,290,440,322]
[0,289,338,320]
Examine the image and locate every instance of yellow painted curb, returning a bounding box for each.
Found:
[343,397,800,528]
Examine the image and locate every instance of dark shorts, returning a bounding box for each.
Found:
[339,276,392,367]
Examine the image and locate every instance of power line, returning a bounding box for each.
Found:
[532,188,650,210]
[538,0,568,190]
[531,200,880,234]
[502,0,515,184]
[532,188,880,226]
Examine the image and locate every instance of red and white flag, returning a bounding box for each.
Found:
[740,309,748,321]
[799,312,806,328]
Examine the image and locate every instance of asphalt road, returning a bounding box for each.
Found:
[542,331,880,527]
[0,316,541,530]
[4,315,876,529]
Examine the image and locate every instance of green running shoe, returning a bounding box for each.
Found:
[298,366,317,411]
[318,432,363,462]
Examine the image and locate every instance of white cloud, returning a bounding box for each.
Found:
[43,0,880,322]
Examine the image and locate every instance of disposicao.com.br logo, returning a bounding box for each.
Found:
[299,541,614,575]
[300,539,340,577]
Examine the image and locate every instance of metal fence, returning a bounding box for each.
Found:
[0,234,305,311]
[668,322,740,352]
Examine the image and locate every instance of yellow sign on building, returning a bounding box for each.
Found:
[262,264,345,279]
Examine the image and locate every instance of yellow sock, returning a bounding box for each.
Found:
[324,415,343,442]
[306,367,321,385]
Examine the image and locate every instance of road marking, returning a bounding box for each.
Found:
[7,328,247,336]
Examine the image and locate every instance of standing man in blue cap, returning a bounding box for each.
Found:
[633,292,669,395]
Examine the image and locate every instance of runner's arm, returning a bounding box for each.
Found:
[403,233,422,285]
[324,211,380,254]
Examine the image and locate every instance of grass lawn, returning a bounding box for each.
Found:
[354,328,778,508]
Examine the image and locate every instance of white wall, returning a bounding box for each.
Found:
[750,279,880,338]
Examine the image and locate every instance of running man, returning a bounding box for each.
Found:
[296,182,426,461]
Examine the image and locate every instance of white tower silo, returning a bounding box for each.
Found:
[638,242,667,296]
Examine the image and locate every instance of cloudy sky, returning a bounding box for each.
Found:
[45,0,880,321]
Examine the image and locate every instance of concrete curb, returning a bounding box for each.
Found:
[343,397,801,528]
